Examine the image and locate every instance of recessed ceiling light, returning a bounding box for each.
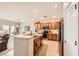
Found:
[32,18,34,20]
[64,3,67,6]
[54,5,57,8]
[64,3,66,6]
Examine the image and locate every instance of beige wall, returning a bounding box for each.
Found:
[0,19,19,26]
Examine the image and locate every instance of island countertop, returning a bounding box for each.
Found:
[14,33,42,39]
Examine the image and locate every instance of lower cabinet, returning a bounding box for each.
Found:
[48,34,57,41]
[33,36,43,55]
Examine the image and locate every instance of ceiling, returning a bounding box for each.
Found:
[0,2,63,22]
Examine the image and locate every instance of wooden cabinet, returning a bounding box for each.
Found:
[33,36,43,55]
[35,22,59,30]
[51,23,54,29]
[48,34,52,40]
[48,34,57,41]
[40,36,43,46]
[52,34,57,41]
[48,23,52,29]
[37,24,41,30]
[34,37,39,54]
[54,23,59,29]
[40,23,43,29]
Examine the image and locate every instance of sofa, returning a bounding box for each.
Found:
[0,34,9,52]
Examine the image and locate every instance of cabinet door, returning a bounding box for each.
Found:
[51,23,54,29]
[53,23,56,29]
[40,23,43,30]
[14,38,26,56]
[48,34,52,40]
[48,23,52,29]
[40,36,43,46]
[52,34,57,41]
[43,23,46,27]
[37,24,41,30]
[37,38,41,48]
[34,38,38,54]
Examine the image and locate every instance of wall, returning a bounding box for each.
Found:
[0,19,19,26]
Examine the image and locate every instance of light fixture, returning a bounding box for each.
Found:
[41,16,47,19]
[52,16,56,18]
[32,18,34,20]
[16,18,21,22]
[54,5,57,8]
[64,3,67,6]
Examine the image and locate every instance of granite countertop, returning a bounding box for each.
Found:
[14,33,42,39]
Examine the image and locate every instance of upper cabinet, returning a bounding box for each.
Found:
[34,22,60,30]
[48,23,52,29]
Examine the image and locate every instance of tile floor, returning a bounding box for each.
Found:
[1,40,59,56]
[1,50,14,56]
[43,40,59,56]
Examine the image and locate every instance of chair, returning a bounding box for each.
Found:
[0,34,9,52]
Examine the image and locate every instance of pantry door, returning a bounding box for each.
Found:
[64,4,71,56]
[64,3,78,56]
[69,3,78,56]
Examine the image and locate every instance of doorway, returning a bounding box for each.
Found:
[2,25,15,51]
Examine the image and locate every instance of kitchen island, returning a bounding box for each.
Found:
[14,33,43,56]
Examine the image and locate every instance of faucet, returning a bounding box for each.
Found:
[30,31,32,35]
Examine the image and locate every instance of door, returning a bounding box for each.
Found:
[9,25,15,49]
[69,3,78,56]
[64,3,78,56]
[2,25,10,34]
[64,3,71,56]
[2,25,15,50]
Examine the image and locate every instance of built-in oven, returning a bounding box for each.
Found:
[43,27,49,38]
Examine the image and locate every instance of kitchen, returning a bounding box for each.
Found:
[0,2,63,56]
[14,20,63,56]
